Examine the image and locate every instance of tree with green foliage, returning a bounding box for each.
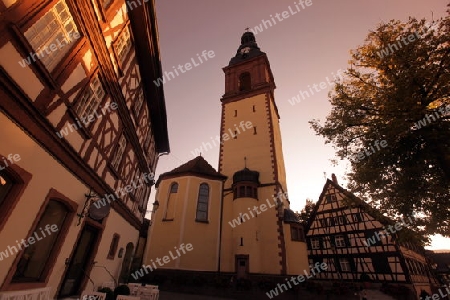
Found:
[310,12,450,237]
[298,198,316,227]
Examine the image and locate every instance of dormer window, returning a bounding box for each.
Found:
[232,167,259,200]
[233,183,257,199]
[239,72,251,91]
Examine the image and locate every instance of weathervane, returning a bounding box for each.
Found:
[245,27,250,32]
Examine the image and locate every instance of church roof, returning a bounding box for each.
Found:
[284,208,301,224]
[232,167,260,184]
[228,31,265,66]
[156,156,227,186]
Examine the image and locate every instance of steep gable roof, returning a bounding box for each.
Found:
[307,177,424,245]
[427,251,450,273]
[156,156,227,186]
[307,179,392,230]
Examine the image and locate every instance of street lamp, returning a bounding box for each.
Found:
[148,200,159,226]
[151,200,160,213]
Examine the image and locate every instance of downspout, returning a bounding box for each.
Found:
[217,179,227,273]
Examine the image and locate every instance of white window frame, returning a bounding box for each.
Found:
[134,87,144,117]
[24,0,79,71]
[353,213,363,222]
[339,258,351,272]
[111,134,126,170]
[319,219,326,227]
[335,235,346,248]
[311,238,320,249]
[114,25,132,64]
[75,73,105,122]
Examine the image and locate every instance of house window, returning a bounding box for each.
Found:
[12,200,70,282]
[290,225,305,242]
[133,87,144,118]
[107,234,119,259]
[327,217,335,226]
[253,127,257,135]
[196,183,209,222]
[253,105,255,112]
[239,72,251,91]
[111,134,126,171]
[75,73,105,122]
[372,256,391,273]
[234,110,237,117]
[337,216,346,225]
[0,171,14,208]
[335,235,346,247]
[144,131,154,153]
[319,219,326,227]
[325,194,337,203]
[364,230,382,246]
[102,0,113,9]
[339,258,351,272]
[114,25,132,64]
[311,238,320,249]
[353,213,362,222]
[24,0,80,71]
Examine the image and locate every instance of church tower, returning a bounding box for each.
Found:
[219,32,309,276]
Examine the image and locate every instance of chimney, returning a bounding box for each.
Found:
[331,173,338,185]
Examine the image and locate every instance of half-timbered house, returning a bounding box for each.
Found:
[0,0,168,298]
[306,175,437,298]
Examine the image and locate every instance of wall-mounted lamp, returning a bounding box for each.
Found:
[148,200,160,226]
[77,189,98,226]
[147,200,160,214]
[151,200,159,213]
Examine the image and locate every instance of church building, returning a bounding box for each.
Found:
[145,32,309,278]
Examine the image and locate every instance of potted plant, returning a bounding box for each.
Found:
[113,285,130,299]
[98,287,114,300]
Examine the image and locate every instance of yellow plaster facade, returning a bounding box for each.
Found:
[145,31,309,277]
[146,174,224,272]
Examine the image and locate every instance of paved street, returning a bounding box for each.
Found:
[160,291,234,300]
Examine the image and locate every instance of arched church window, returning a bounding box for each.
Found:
[239,72,251,91]
[170,182,178,193]
[164,182,178,220]
[196,183,209,222]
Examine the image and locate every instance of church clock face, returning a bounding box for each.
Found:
[240,47,251,55]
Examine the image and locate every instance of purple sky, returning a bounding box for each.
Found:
[150,0,449,249]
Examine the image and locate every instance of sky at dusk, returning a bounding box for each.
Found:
[148,0,449,249]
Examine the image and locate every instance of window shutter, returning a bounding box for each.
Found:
[343,234,350,247]
[348,257,356,272]
[319,237,325,248]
